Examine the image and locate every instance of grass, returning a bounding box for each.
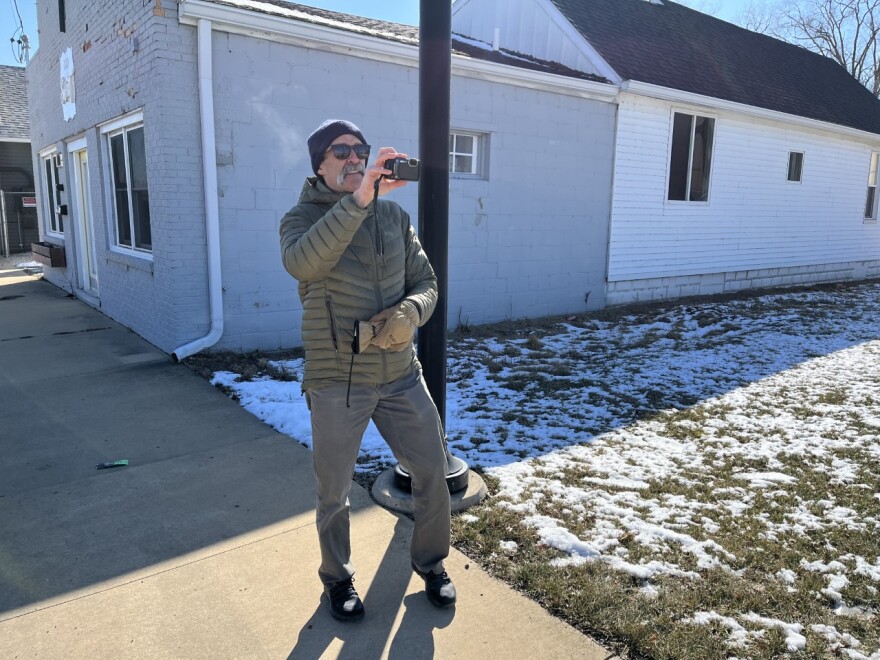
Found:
[186,278,880,659]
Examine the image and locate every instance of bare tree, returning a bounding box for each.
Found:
[738,0,880,97]
[739,1,783,33]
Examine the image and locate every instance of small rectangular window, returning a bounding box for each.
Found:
[449,131,484,176]
[866,152,879,220]
[787,152,804,182]
[103,117,151,253]
[667,112,715,202]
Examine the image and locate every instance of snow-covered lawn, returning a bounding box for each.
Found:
[208,282,880,659]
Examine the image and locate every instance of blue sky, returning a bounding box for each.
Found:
[1,0,754,68]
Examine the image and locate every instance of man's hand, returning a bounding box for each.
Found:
[352,147,410,208]
[369,301,419,351]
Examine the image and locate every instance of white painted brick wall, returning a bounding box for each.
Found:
[211,30,616,351]
[607,260,880,305]
[28,0,207,353]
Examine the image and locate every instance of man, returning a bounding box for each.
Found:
[279,119,455,622]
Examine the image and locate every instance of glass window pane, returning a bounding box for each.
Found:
[788,152,803,182]
[668,113,692,201]
[454,155,473,174]
[126,127,151,250]
[116,191,132,246]
[111,134,127,189]
[689,116,714,201]
[127,128,147,189]
[132,190,151,249]
[866,187,876,219]
[110,134,131,247]
[44,159,57,233]
[456,135,474,154]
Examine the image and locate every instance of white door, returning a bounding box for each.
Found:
[70,145,98,295]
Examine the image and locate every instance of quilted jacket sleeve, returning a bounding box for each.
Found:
[279,194,369,281]
[401,214,438,327]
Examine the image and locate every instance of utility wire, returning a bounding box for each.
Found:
[7,0,27,64]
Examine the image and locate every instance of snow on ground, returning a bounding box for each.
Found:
[211,283,880,657]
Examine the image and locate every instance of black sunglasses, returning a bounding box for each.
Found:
[329,144,371,160]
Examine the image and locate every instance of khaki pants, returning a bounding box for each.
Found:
[307,368,451,585]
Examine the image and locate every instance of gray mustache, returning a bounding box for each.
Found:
[336,163,365,186]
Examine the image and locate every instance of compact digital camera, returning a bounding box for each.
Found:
[384,157,421,181]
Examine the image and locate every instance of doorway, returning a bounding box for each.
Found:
[67,139,98,296]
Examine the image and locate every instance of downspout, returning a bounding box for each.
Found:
[173,18,223,361]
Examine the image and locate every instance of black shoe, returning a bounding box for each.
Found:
[325,578,365,622]
[412,563,456,608]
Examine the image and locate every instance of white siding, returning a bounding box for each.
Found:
[452,0,602,76]
[608,94,880,282]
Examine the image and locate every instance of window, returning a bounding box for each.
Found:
[449,131,483,176]
[787,152,804,182]
[667,112,715,202]
[866,152,879,220]
[103,117,151,253]
[41,151,64,235]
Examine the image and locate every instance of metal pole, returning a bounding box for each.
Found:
[417,0,451,423]
[390,0,469,494]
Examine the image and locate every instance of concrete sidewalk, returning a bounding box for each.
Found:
[0,269,615,659]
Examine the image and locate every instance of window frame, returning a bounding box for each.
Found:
[787,151,804,183]
[666,110,716,204]
[39,147,64,238]
[449,130,487,179]
[865,152,879,222]
[100,111,152,257]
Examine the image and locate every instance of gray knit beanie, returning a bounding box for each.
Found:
[307,119,367,175]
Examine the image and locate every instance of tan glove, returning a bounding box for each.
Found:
[369,301,420,351]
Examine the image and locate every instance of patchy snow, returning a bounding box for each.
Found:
[499,540,519,553]
[214,0,418,44]
[732,472,797,488]
[740,613,806,652]
[211,283,880,657]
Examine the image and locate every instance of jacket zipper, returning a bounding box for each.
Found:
[325,296,339,351]
[367,215,387,382]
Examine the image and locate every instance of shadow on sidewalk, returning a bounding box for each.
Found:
[289,518,454,659]
[0,277,318,615]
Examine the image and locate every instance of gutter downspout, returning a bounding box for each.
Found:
[173,18,223,361]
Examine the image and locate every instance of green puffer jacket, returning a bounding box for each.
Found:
[280,177,437,391]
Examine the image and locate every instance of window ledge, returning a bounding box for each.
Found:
[863,218,877,225]
[106,249,154,274]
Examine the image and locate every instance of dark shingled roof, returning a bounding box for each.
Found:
[0,65,29,141]
[549,0,880,135]
[202,0,610,83]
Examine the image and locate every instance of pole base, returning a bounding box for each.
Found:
[372,465,488,515]
[393,453,469,494]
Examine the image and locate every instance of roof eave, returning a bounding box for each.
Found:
[178,0,618,103]
[622,80,880,143]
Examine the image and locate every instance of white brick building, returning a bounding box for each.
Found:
[26,0,880,356]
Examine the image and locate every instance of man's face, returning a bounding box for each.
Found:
[317,134,369,193]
